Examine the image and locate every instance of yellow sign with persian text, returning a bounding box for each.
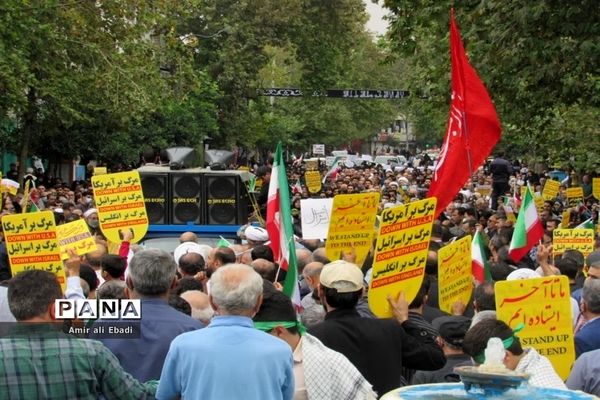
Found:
[368,197,436,317]
[1,211,66,290]
[438,236,472,314]
[561,210,570,228]
[542,180,560,201]
[566,187,584,207]
[56,219,97,260]
[553,228,594,257]
[92,171,148,244]
[325,193,380,267]
[593,178,600,200]
[495,276,574,380]
[304,170,322,194]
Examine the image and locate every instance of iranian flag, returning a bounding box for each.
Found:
[472,230,491,283]
[575,218,594,230]
[509,186,544,262]
[266,142,301,308]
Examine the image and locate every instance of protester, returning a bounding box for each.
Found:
[157,264,294,399]
[411,316,473,384]
[567,348,600,396]
[91,249,203,382]
[463,319,566,388]
[180,289,214,324]
[1,270,157,399]
[575,278,600,357]
[254,282,377,399]
[309,260,445,395]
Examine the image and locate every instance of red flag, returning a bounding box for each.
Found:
[428,10,501,217]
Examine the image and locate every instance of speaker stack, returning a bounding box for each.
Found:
[139,167,248,226]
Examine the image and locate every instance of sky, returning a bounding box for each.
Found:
[364,1,389,36]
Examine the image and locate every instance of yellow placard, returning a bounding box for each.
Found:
[1,211,66,290]
[438,236,473,314]
[237,166,250,171]
[476,185,491,197]
[94,167,107,175]
[306,160,318,171]
[553,228,594,257]
[92,171,148,244]
[325,193,380,267]
[503,205,516,223]
[368,197,437,317]
[533,195,544,214]
[593,178,600,200]
[520,186,526,200]
[56,219,98,260]
[304,170,322,194]
[561,210,571,228]
[542,180,560,201]
[495,276,574,380]
[566,187,584,207]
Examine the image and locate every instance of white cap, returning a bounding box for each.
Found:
[506,268,540,281]
[245,226,269,242]
[174,242,209,265]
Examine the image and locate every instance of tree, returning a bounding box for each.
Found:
[0,0,210,180]
[382,0,600,171]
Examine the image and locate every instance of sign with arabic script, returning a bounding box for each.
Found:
[56,219,97,260]
[553,228,594,257]
[304,170,322,194]
[300,198,333,240]
[438,236,472,314]
[495,276,574,380]
[2,211,66,290]
[92,171,148,244]
[368,197,437,317]
[542,179,560,201]
[325,193,380,266]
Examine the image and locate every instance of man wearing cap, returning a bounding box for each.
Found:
[309,260,445,396]
[411,316,473,384]
[84,208,102,236]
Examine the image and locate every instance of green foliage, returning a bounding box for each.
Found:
[382,0,600,171]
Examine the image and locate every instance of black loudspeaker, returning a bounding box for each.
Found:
[205,174,248,225]
[170,173,204,224]
[140,173,170,224]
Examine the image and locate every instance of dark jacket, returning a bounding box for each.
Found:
[411,354,473,384]
[489,157,513,183]
[309,308,446,396]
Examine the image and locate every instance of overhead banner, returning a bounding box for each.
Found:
[304,170,322,194]
[368,197,437,318]
[2,211,66,289]
[437,236,472,314]
[495,276,575,380]
[92,171,148,244]
[542,180,560,201]
[300,198,333,240]
[325,193,380,266]
[56,219,98,260]
[553,228,595,257]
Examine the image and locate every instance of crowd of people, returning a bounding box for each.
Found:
[0,150,599,399]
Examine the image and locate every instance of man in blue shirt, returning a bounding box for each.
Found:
[91,249,202,381]
[157,264,294,400]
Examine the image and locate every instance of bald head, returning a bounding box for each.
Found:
[311,247,330,264]
[179,231,198,243]
[85,244,107,269]
[302,261,324,290]
[181,290,214,324]
[251,259,277,282]
[296,249,312,273]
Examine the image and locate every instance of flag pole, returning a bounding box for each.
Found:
[452,9,474,178]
